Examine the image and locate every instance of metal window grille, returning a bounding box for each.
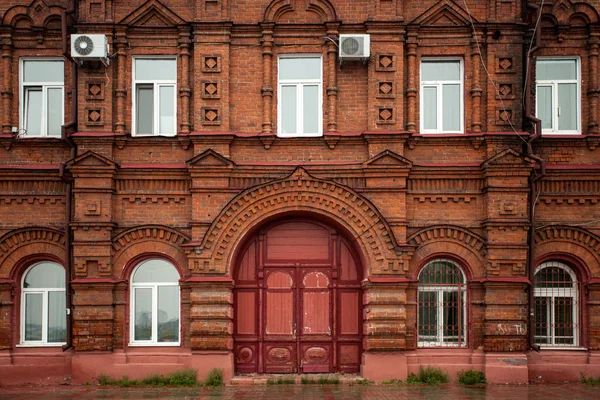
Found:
[417,260,466,347]
[534,261,580,347]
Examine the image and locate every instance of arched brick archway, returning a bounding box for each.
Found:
[195,167,398,277]
[233,218,363,374]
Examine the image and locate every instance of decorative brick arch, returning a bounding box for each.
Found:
[407,225,487,278]
[535,225,600,277]
[263,0,338,23]
[1,2,64,27]
[197,167,398,276]
[112,225,190,279]
[0,227,65,278]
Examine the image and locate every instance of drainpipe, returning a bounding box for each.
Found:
[60,0,77,352]
[524,2,546,352]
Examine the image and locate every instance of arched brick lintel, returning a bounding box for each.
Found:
[263,0,338,23]
[0,227,65,279]
[199,168,398,277]
[112,225,191,279]
[407,225,487,279]
[535,225,600,278]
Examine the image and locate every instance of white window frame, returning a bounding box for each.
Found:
[536,57,581,135]
[131,57,177,136]
[129,260,180,346]
[19,58,64,138]
[277,54,323,137]
[20,262,66,347]
[420,58,464,134]
[417,259,467,348]
[534,261,579,348]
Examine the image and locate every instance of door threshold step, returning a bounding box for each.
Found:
[231,373,365,385]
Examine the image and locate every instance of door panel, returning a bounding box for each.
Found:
[233,220,362,374]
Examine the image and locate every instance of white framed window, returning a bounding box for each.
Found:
[420,59,463,134]
[130,259,180,346]
[277,55,322,137]
[19,59,64,137]
[536,58,580,134]
[534,261,580,347]
[132,58,177,136]
[20,262,66,346]
[417,259,466,347]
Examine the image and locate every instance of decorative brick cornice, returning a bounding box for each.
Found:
[112,225,190,255]
[197,167,398,275]
[407,225,486,257]
[0,227,65,260]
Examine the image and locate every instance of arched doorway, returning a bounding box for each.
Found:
[233,219,363,374]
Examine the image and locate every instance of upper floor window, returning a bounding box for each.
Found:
[21,262,66,346]
[130,259,180,346]
[278,55,322,137]
[132,58,177,136]
[418,259,466,347]
[536,58,580,134]
[20,59,64,137]
[420,59,463,134]
[534,261,580,347]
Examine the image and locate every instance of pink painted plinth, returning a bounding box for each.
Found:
[361,352,407,382]
[485,352,528,384]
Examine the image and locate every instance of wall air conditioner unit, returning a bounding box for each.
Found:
[71,34,109,65]
[339,34,370,62]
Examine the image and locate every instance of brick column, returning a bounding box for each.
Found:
[588,33,599,134]
[1,31,13,135]
[326,22,339,132]
[114,28,127,134]
[406,32,417,132]
[178,26,192,134]
[260,23,274,134]
[470,32,482,133]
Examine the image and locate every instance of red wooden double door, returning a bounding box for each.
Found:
[234,220,363,373]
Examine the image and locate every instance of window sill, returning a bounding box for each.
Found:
[131,133,177,137]
[537,346,587,351]
[16,343,66,348]
[277,133,323,138]
[128,342,181,347]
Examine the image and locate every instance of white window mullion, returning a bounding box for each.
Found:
[152,285,158,343]
[297,83,304,135]
[41,289,48,344]
[437,290,444,345]
[154,83,160,136]
[437,83,443,131]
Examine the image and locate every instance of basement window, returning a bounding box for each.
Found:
[132,58,177,136]
[20,59,64,137]
[536,58,580,134]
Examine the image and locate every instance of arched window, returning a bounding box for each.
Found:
[130,259,180,345]
[534,261,580,347]
[417,259,466,347]
[21,262,66,345]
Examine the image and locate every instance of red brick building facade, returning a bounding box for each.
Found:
[1,0,599,384]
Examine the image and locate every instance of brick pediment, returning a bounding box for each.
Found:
[119,0,185,27]
[482,148,534,168]
[2,0,64,28]
[363,150,413,168]
[186,149,234,168]
[410,0,476,26]
[66,150,119,169]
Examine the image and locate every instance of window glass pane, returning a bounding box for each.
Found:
[158,286,179,343]
[279,58,320,80]
[419,261,464,285]
[443,291,461,342]
[137,85,154,134]
[537,86,553,130]
[133,259,179,283]
[535,296,549,344]
[537,60,577,80]
[418,291,437,340]
[23,60,64,83]
[303,85,319,134]
[135,59,176,81]
[134,288,152,341]
[535,266,574,288]
[554,297,574,345]
[47,88,62,137]
[48,291,66,343]
[281,85,297,134]
[24,263,65,289]
[422,61,460,81]
[423,86,437,130]
[24,293,43,341]
[159,85,175,134]
[25,88,42,136]
[442,84,460,131]
[558,83,577,131]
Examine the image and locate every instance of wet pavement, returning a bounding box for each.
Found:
[1,384,600,400]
